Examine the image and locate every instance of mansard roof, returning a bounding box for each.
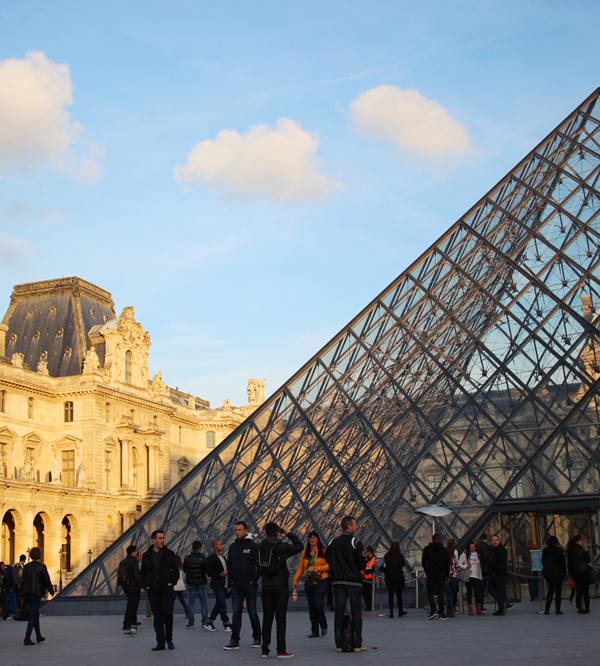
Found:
[1,277,116,377]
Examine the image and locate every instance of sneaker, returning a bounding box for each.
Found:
[439,615,447,620]
[167,640,175,650]
[261,654,269,659]
[143,616,152,621]
[203,622,217,632]
[186,622,194,628]
[124,629,137,636]
[252,640,262,648]
[428,613,438,620]
[223,622,232,632]
[224,639,240,650]
[277,651,294,658]
[336,649,343,653]
[506,603,515,610]
[353,646,367,652]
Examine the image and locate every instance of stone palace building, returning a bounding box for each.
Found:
[0,277,264,588]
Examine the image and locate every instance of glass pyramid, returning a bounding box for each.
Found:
[61,88,600,598]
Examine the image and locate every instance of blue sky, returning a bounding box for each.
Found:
[0,1,598,407]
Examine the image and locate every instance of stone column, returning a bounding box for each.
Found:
[120,439,130,488]
[146,443,156,491]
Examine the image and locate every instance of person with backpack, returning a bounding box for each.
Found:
[258,522,303,659]
[325,515,367,653]
[13,555,26,598]
[223,521,262,650]
[119,544,142,634]
[182,541,208,629]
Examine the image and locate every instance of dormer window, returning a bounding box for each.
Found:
[125,351,132,384]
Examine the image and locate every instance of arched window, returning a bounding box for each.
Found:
[206,431,215,449]
[33,513,45,562]
[61,516,72,572]
[27,397,34,419]
[2,511,16,563]
[64,401,74,422]
[125,351,133,384]
[132,448,139,491]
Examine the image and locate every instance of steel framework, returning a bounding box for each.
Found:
[61,89,600,598]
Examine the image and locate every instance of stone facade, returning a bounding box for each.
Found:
[0,277,263,588]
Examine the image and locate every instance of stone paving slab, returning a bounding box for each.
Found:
[0,599,597,666]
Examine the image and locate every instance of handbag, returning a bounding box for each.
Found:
[305,572,323,588]
[587,566,596,585]
[457,568,470,583]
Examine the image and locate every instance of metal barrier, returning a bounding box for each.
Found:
[373,570,425,617]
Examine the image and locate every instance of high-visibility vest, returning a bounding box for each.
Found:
[363,556,376,581]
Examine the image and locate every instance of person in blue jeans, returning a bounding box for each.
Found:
[205,539,231,630]
[223,521,261,650]
[183,541,208,629]
[293,531,330,636]
[325,516,367,652]
[444,538,459,617]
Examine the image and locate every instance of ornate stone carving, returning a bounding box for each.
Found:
[188,395,195,409]
[83,346,100,372]
[117,307,151,346]
[223,399,231,410]
[247,378,266,405]
[76,461,87,488]
[11,352,23,368]
[54,505,65,514]
[150,371,169,399]
[37,359,49,375]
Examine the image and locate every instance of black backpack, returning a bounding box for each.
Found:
[257,541,281,577]
[117,559,130,588]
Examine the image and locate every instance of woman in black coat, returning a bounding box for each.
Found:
[379,542,406,618]
[567,534,592,614]
[542,536,567,614]
[21,547,54,645]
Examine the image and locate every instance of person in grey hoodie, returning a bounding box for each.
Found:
[257,522,303,658]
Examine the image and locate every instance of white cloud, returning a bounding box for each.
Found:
[174,118,342,203]
[0,234,32,264]
[0,51,104,182]
[349,85,472,158]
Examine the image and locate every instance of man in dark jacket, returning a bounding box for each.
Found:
[421,534,450,620]
[488,534,509,615]
[140,530,179,651]
[258,522,303,658]
[326,515,367,653]
[121,544,142,633]
[182,541,209,629]
[224,521,261,650]
[205,538,231,631]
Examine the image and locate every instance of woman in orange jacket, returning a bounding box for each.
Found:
[293,531,329,638]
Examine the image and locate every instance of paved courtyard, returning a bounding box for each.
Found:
[0,600,597,666]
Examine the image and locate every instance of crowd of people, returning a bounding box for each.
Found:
[2,520,596,654]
